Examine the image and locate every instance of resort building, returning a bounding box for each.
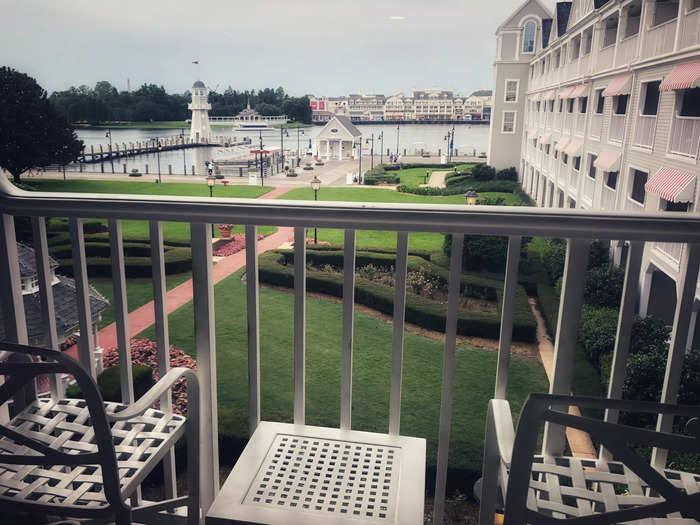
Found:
[490,0,700,350]
[347,93,387,121]
[384,92,415,120]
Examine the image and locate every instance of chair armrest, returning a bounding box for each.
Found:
[107,367,197,421]
[490,399,515,467]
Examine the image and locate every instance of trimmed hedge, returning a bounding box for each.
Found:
[67,364,154,403]
[57,245,192,277]
[259,249,536,342]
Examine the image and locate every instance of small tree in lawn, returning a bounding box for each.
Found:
[0,67,83,183]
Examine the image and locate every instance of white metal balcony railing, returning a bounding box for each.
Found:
[583,175,595,203]
[600,185,617,210]
[555,112,563,130]
[590,113,603,138]
[669,115,700,159]
[634,115,657,149]
[2,177,700,524]
[579,53,591,76]
[615,34,639,67]
[575,113,586,135]
[644,18,677,57]
[609,114,626,142]
[655,241,684,264]
[597,44,615,72]
[569,169,579,190]
[680,7,700,49]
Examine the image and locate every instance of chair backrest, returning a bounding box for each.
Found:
[506,393,700,524]
[0,341,124,511]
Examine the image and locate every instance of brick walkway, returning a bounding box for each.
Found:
[65,187,292,360]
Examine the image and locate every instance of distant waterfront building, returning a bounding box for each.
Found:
[413,90,456,121]
[347,94,387,121]
[489,0,700,347]
[189,80,212,142]
[317,115,362,160]
[464,90,494,120]
[384,92,415,120]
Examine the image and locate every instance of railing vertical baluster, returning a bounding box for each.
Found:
[69,218,97,379]
[651,242,700,469]
[494,236,522,400]
[31,217,62,399]
[340,229,356,430]
[0,214,28,422]
[109,219,134,404]
[149,220,177,499]
[190,222,219,512]
[433,233,464,525]
[600,241,644,460]
[293,227,306,425]
[245,225,261,433]
[542,238,590,456]
[389,232,409,436]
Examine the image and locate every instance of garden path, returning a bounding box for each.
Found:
[65,186,293,362]
[425,170,449,188]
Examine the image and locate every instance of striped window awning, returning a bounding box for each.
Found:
[593,149,621,172]
[645,167,696,202]
[531,92,541,101]
[660,61,700,91]
[544,89,557,100]
[602,74,633,97]
[555,137,571,151]
[558,86,574,98]
[528,127,538,136]
[539,132,553,144]
[565,139,584,156]
[569,84,588,98]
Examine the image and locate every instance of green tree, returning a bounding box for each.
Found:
[0,67,83,182]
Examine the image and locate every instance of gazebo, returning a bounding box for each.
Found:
[316,115,362,161]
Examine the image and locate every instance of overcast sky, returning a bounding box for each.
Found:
[0,0,553,97]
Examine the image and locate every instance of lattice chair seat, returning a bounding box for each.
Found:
[479,394,700,525]
[0,398,186,508]
[0,342,201,525]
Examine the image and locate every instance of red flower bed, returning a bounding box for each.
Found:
[60,334,79,351]
[102,338,196,415]
[213,233,264,257]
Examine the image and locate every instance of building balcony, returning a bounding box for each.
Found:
[2,178,700,525]
[644,18,677,57]
[590,113,603,139]
[633,114,657,149]
[655,241,684,265]
[615,34,639,67]
[669,114,700,160]
[575,113,586,136]
[680,6,700,49]
[609,114,626,143]
[600,185,617,210]
[597,44,615,72]
[582,174,595,204]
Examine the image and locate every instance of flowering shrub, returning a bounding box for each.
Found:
[102,338,196,415]
[213,233,264,257]
[217,224,235,238]
[406,271,444,298]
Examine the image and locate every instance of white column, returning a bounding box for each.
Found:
[638,265,654,317]
[338,140,343,161]
[686,305,698,353]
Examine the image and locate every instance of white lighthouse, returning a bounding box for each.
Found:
[188,80,212,143]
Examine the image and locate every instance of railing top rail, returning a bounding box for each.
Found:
[2,179,700,242]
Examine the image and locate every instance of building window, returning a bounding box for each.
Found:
[652,0,679,26]
[582,27,593,54]
[623,1,642,37]
[641,81,661,116]
[523,20,537,53]
[664,200,691,212]
[545,144,551,155]
[502,111,516,133]
[569,198,577,208]
[595,89,605,113]
[563,153,569,165]
[602,15,619,47]
[573,156,581,171]
[691,0,700,10]
[554,49,561,68]
[606,171,619,189]
[571,35,581,60]
[678,87,700,117]
[614,94,629,115]
[505,80,519,102]
[549,100,555,112]
[588,155,597,178]
[580,96,588,114]
[630,168,648,203]
[558,99,564,112]
[568,98,575,113]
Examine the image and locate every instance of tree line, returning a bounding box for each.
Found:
[50,81,312,124]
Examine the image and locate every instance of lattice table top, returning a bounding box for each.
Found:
[206,422,426,525]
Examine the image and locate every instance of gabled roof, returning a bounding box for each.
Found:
[557,2,572,37]
[495,0,553,33]
[542,18,553,48]
[333,115,362,137]
[470,90,493,97]
[17,242,58,277]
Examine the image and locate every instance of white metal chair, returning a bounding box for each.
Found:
[479,394,700,524]
[0,341,200,525]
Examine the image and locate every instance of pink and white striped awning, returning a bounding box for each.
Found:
[543,89,557,100]
[602,74,633,97]
[569,84,589,98]
[558,86,574,98]
[531,93,541,101]
[565,139,584,156]
[645,167,697,203]
[554,137,570,151]
[539,132,553,144]
[660,61,700,91]
[593,148,621,172]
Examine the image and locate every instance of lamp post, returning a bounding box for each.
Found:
[424,169,430,184]
[296,128,304,160]
[105,129,114,173]
[395,124,400,156]
[465,189,478,206]
[258,131,265,188]
[444,126,455,163]
[366,133,374,170]
[310,176,321,244]
[207,172,215,237]
[280,128,288,171]
[180,129,187,175]
[354,139,363,183]
[156,141,162,183]
[378,131,384,165]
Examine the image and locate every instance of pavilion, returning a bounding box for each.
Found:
[316,115,362,161]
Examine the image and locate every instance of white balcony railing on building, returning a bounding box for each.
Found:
[644,19,677,57]
[680,7,700,49]
[583,175,595,203]
[579,53,591,76]
[590,113,603,138]
[597,44,615,72]
[634,115,657,149]
[625,197,645,212]
[569,169,579,190]
[2,179,700,525]
[600,185,617,210]
[576,113,586,135]
[609,114,626,142]
[669,115,700,159]
[565,113,573,132]
[555,112,563,130]
[655,242,684,264]
[615,34,639,67]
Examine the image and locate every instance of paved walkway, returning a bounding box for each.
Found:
[425,170,449,188]
[529,298,597,459]
[65,187,293,361]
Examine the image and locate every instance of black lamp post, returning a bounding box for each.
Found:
[310,176,321,244]
[297,128,304,160]
[378,131,384,165]
[281,128,289,171]
[465,189,478,205]
[180,129,187,175]
[207,172,215,236]
[366,133,374,170]
[156,141,162,183]
[259,131,265,188]
[105,129,114,173]
[395,124,400,156]
[424,170,430,184]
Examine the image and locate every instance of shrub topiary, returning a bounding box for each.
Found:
[443,234,511,273]
[495,167,518,181]
[471,164,496,181]
[579,305,619,369]
[584,264,624,308]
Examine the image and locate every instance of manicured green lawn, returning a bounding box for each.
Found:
[91,273,192,329]
[137,269,548,478]
[27,180,277,239]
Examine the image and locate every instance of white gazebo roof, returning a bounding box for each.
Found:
[317,115,362,141]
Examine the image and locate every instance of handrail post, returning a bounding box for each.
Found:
[245,225,261,433]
